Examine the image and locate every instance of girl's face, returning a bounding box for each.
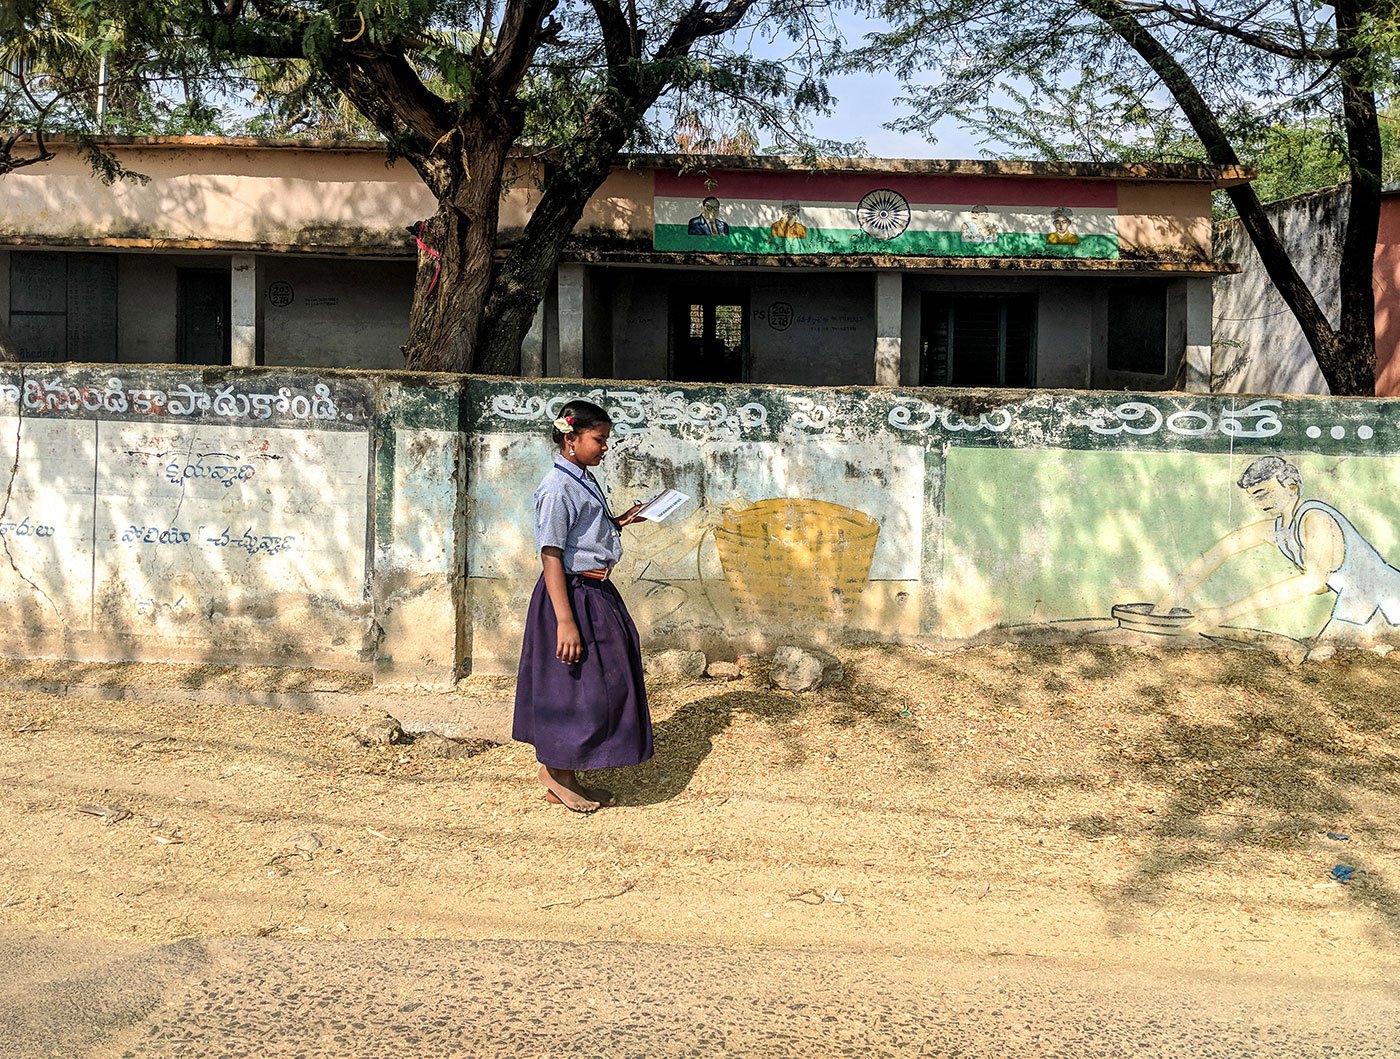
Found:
[565,423,611,466]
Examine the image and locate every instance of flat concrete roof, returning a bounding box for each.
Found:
[23,136,1253,186]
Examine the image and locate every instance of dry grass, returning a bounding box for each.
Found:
[2,641,1399,983]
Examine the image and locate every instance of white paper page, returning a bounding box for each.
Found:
[638,488,690,523]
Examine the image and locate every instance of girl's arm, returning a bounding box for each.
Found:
[541,548,582,663]
[615,502,648,527]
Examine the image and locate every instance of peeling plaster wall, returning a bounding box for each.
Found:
[471,381,1400,671]
[6,366,1399,685]
[0,365,464,687]
[1213,189,1339,395]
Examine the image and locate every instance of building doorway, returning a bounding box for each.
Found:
[176,269,231,365]
[920,292,1036,386]
[669,290,749,382]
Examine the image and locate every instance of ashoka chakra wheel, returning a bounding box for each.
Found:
[857,189,911,241]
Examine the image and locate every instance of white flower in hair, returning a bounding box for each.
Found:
[553,416,574,433]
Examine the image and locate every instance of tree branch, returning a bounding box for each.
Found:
[1116,0,1350,60]
[1077,0,1341,377]
[489,0,559,93]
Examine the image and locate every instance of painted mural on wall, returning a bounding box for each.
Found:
[0,366,374,658]
[653,170,1119,258]
[471,381,1400,671]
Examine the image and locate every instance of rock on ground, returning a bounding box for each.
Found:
[354,710,404,746]
[645,649,708,680]
[769,646,843,692]
[705,661,742,681]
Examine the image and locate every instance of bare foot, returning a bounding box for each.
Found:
[545,785,617,808]
[537,765,600,814]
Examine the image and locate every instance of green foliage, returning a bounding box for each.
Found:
[1,0,252,179]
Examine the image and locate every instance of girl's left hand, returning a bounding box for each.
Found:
[616,503,649,527]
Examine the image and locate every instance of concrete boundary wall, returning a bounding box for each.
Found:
[3,365,1398,684]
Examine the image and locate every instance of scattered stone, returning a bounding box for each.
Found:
[769,646,844,692]
[646,649,708,680]
[292,832,323,853]
[355,709,404,746]
[77,804,132,825]
[413,731,490,760]
[340,733,367,751]
[414,731,455,758]
[705,661,742,681]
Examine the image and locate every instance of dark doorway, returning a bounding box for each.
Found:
[1106,280,1168,375]
[669,290,749,382]
[177,269,230,365]
[920,292,1037,386]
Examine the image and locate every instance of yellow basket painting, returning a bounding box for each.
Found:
[713,498,880,622]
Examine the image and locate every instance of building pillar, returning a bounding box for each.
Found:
[520,299,546,378]
[1182,276,1213,392]
[875,270,902,386]
[558,263,585,378]
[230,254,257,367]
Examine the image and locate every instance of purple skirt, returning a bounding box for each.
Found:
[513,574,654,770]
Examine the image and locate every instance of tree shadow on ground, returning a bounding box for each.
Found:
[589,660,943,807]
[1090,649,1400,940]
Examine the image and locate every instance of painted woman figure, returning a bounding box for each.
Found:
[513,399,654,812]
[1156,455,1400,652]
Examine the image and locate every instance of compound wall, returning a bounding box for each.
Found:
[4,365,1397,683]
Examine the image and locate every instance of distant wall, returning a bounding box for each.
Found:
[1213,188,1340,395]
[5,366,1399,684]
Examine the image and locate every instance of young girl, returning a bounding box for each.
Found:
[513,399,653,813]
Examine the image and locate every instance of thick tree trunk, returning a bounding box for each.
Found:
[1080,0,1375,394]
[1331,0,1383,395]
[476,151,622,376]
[401,132,513,373]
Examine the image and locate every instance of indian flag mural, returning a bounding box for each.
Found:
[654,171,1119,258]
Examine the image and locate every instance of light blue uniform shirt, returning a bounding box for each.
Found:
[534,456,624,572]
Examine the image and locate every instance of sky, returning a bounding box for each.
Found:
[739,9,991,161]
[806,71,987,160]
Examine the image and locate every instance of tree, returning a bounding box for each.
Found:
[1,0,240,182]
[853,0,1400,395]
[109,0,850,375]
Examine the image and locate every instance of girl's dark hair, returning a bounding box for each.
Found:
[551,399,612,445]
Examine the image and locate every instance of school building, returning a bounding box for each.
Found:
[0,136,1245,390]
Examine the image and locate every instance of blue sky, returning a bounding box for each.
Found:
[738,10,990,161]
[807,71,986,159]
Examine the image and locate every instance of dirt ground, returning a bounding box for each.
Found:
[3,641,1400,986]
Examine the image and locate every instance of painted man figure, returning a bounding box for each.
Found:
[1156,455,1400,654]
[959,205,998,244]
[770,200,808,239]
[1045,206,1080,246]
[688,196,730,236]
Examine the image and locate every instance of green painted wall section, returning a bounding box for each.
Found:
[654,226,1119,258]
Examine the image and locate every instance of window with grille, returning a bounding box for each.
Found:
[920,293,1036,386]
[670,291,748,382]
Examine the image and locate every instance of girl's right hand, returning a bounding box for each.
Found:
[556,617,583,664]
